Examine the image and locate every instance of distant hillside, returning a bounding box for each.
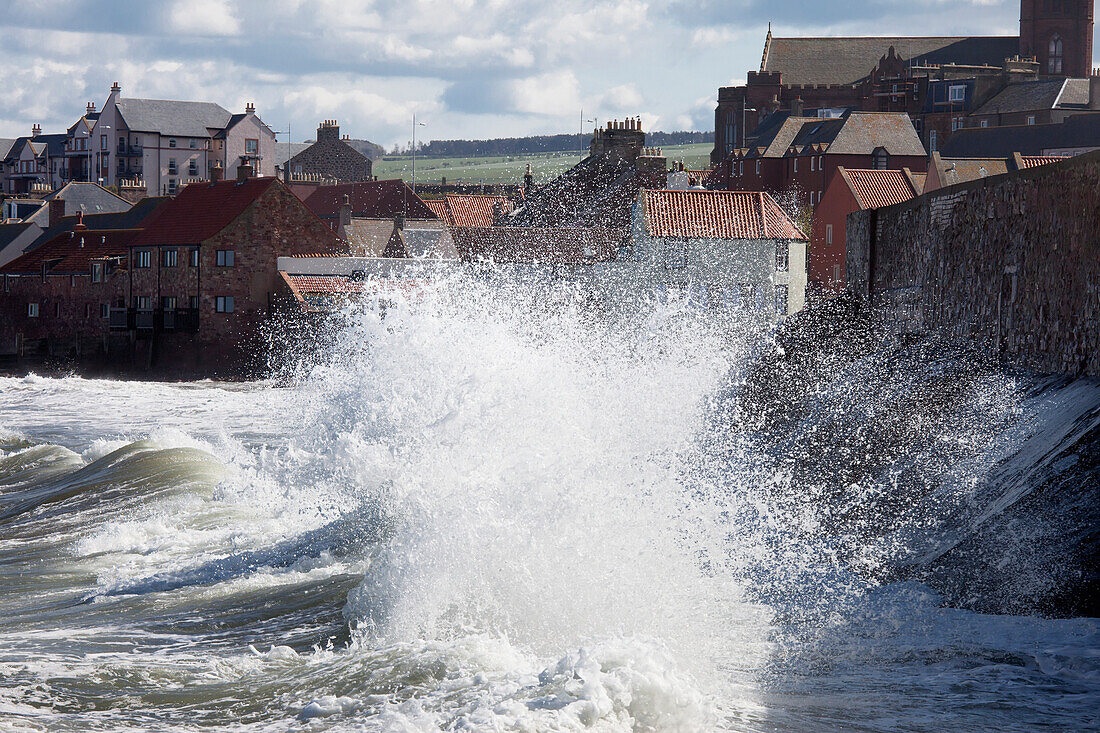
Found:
[400,131,714,158]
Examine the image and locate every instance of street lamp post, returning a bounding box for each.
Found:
[411,114,426,195]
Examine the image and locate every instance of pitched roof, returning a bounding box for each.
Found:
[400,226,458,258]
[294,180,438,220]
[931,155,1010,188]
[441,194,515,227]
[940,114,1100,157]
[972,78,1082,116]
[23,196,170,252]
[451,226,625,264]
[114,98,232,137]
[641,189,806,240]
[507,153,639,228]
[1,229,140,275]
[837,168,922,210]
[762,36,1019,86]
[0,138,16,159]
[424,199,450,222]
[827,112,927,156]
[0,222,36,252]
[130,178,280,246]
[21,182,132,227]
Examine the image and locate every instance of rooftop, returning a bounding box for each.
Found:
[114,97,233,137]
[294,179,438,220]
[836,168,923,209]
[1,228,141,275]
[130,178,280,247]
[642,189,806,240]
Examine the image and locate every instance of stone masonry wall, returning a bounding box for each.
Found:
[847,150,1100,376]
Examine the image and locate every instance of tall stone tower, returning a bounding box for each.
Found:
[1020,0,1095,77]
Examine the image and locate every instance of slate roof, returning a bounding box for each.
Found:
[21,183,131,226]
[295,180,438,220]
[762,36,1019,86]
[641,189,806,240]
[400,227,458,258]
[130,178,281,246]
[931,155,1010,188]
[114,98,233,137]
[451,226,625,264]
[0,223,38,265]
[739,111,926,159]
[25,196,170,252]
[275,142,314,165]
[972,78,1087,116]
[0,138,16,160]
[836,168,922,210]
[940,114,1100,157]
[1,229,140,275]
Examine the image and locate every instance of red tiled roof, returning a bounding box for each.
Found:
[282,274,368,295]
[641,189,806,240]
[279,272,430,311]
[839,169,921,210]
[1,228,140,274]
[130,177,279,247]
[1019,155,1068,169]
[424,199,450,223]
[295,179,438,220]
[444,194,514,228]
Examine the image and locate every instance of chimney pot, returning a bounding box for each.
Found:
[48,198,65,228]
[32,123,41,136]
[74,210,86,232]
[236,163,253,182]
[110,81,120,93]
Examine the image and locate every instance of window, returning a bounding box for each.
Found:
[91,262,104,283]
[245,139,259,155]
[215,296,235,313]
[168,158,177,175]
[981,119,990,128]
[135,250,151,268]
[189,296,199,310]
[793,157,798,173]
[162,296,177,310]
[833,264,841,282]
[724,110,736,153]
[809,191,815,206]
[1027,115,1037,126]
[929,130,938,151]
[84,303,91,319]
[54,302,61,318]
[775,285,789,316]
[189,160,198,176]
[100,134,107,150]
[826,224,833,246]
[162,249,178,267]
[169,138,177,148]
[755,160,761,174]
[189,139,197,149]
[100,303,109,318]
[949,85,966,103]
[1048,34,1063,74]
[775,243,789,272]
[27,302,39,318]
[872,147,889,170]
[216,250,234,267]
[190,248,199,267]
[810,156,816,172]
[167,179,178,194]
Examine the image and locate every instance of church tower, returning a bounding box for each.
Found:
[1020,0,1095,77]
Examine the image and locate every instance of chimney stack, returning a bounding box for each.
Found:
[1090,69,1100,110]
[245,102,255,114]
[74,210,86,232]
[339,193,352,229]
[110,81,121,94]
[48,198,65,228]
[86,102,96,114]
[317,119,340,142]
[32,123,41,137]
[236,162,253,182]
[210,162,223,184]
[523,163,533,198]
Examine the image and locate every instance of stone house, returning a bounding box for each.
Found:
[627,188,808,318]
[941,112,1100,157]
[810,167,924,293]
[122,175,346,374]
[285,121,373,183]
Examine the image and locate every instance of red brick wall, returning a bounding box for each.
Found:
[0,269,127,353]
[809,180,858,292]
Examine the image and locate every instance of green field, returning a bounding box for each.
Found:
[374,143,714,186]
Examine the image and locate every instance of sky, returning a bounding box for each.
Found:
[0,0,1094,149]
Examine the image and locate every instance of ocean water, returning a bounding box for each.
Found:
[0,275,1096,732]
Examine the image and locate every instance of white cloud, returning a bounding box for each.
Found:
[509,71,581,116]
[600,83,644,111]
[167,0,241,36]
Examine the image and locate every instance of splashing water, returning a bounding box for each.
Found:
[0,271,1096,732]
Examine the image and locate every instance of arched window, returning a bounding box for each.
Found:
[1048,34,1063,73]
[725,110,737,154]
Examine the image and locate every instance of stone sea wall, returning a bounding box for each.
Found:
[847,149,1100,376]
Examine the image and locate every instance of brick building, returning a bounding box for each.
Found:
[712,111,928,208]
[711,1,1096,163]
[285,121,373,184]
[810,167,924,293]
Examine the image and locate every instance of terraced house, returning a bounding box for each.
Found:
[89,82,276,196]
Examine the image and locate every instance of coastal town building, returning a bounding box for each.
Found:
[284,121,373,184]
[88,83,276,197]
[3,125,67,194]
[63,103,101,183]
[711,0,1096,162]
[710,111,928,208]
[922,151,1066,192]
[941,112,1100,157]
[810,167,924,292]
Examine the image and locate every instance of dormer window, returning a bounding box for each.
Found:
[872,147,889,170]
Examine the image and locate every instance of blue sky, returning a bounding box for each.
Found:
[0,0,1092,148]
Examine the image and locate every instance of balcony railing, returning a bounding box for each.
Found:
[116,145,144,157]
[109,307,199,333]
